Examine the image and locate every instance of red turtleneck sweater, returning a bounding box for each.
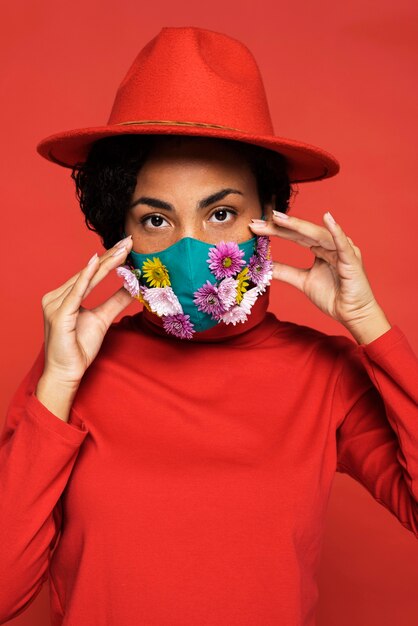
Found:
[1,290,417,626]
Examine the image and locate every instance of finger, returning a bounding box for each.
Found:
[82,242,133,300]
[45,235,133,303]
[249,220,319,248]
[272,260,308,291]
[323,212,358,264]
[90,286,135,329]
[249,213,335,250]
[310,245,338,266]
[59,254,101,316]
[346,236,362,260]
[42,255,98,318]
[46,237,133,311]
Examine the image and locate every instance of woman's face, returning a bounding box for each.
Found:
[124,137,273,254]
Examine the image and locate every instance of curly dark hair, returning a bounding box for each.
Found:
[70,134,297,249]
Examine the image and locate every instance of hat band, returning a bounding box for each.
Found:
[114,119,245,133]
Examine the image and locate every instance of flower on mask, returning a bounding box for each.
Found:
[217,277,238,310]
[220,286,259,325]
[247,254,273,286]
[115,265,141,298]
[137,285,153,311]
[207,241,246,279]
[141,286,183,317]
[193,280,226,319]
[221,305,249,326]
[256,235,270,261]
[235,266,250,304]
[256,262,274,294]
[163,313,195,339]
[141,257,171,288]
[240,286,259,314]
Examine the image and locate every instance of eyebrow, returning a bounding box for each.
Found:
[129,188,244,211]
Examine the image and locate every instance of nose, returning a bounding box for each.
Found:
[176,221,206,242]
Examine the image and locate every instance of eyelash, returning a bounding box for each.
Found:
[140,208,238,228]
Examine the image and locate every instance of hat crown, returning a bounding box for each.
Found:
[108,26,274,135]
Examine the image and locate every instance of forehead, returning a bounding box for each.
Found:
[138,136,254,183]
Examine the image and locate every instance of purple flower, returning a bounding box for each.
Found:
[247,254,272,285]
[255,235,270,261]
[193,280,226,319]
[115,265,140,297]
[207,241,246,279]
[217,277,238,310]
[255,260,274,294]
[163,313,195,340]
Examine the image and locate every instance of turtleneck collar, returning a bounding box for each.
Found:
[135,287,272,344]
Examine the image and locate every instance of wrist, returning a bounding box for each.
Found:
[35,374,80,422]
[343,304,392,345]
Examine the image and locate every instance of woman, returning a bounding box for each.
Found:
[1,26,417,626]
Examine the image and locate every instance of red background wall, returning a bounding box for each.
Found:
[1,1,417,624]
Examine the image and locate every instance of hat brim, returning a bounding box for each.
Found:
[36,123,340,184]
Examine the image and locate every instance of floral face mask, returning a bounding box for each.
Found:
[116,233,273,340]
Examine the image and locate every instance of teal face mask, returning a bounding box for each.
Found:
[116,227,273,340]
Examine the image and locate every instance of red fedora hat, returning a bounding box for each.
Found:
[36,26,340,184]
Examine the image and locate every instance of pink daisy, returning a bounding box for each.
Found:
[255,235,270,261]
[207,241,246,279]
[115,265,140,298]
[256,262,274,294]
[217,277,238,310]
[163,313,195,339]
[247,254,272,285]
[142,286,183,317]
[193,280,226,319]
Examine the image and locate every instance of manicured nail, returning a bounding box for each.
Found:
[273,210,289,219]
[112,246,128,256]
[87,252,98,266]
[326,211,336,224]
[115,235,132,248]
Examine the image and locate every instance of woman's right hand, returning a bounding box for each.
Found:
[38,234,134,391]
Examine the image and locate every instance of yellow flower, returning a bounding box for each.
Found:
[141,257,171,288]
[235,266,250,304]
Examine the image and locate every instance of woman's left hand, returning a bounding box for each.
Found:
[249,210,387,332]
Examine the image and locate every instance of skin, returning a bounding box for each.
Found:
[35,135,391,422]
[124,136,273,253]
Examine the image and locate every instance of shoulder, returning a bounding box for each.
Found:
[266,313,358,368]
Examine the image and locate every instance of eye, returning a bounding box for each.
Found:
[140,214,170,229]
[208,208,237,223]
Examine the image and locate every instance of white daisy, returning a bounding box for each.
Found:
[217,277,239,310]
[143,286,183,317]
[220,305,249,326]
[115,266,140,298]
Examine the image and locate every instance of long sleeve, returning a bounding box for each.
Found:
[335,324,418,538]
[0,345,89,624]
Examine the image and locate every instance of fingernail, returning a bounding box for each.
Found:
[112,246,128,257]
[115,235,132,248]
[326,211,336,224]
[87,252,98,266]
[250,219,266,226]
[273,210,289,219]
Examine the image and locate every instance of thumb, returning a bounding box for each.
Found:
[92,286,135,329]
[272,260,307,292]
